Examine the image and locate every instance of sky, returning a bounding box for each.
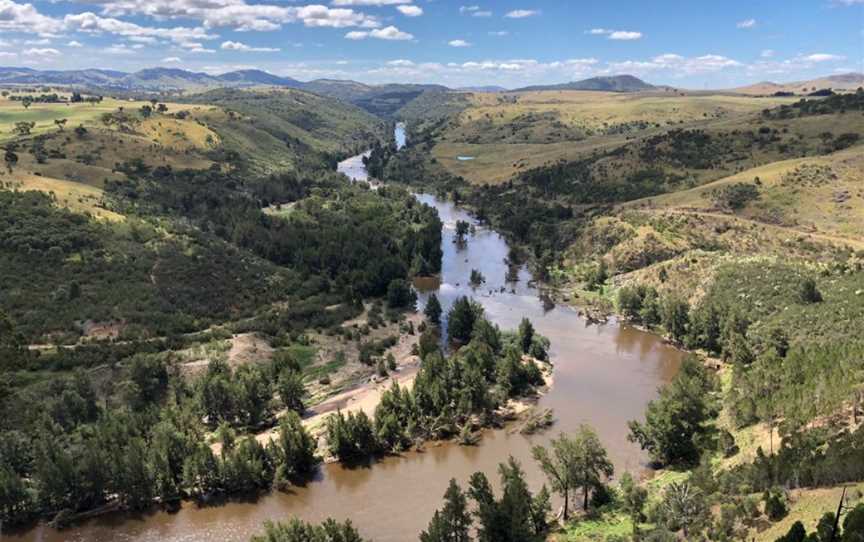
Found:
[0,0,862,88]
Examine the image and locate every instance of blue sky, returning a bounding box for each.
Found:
[0,0,861,88]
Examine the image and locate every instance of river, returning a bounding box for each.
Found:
[8,124,682,542]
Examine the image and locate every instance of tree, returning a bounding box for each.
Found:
[277,369,306,414]
[531,432,577,519]
[387,278,416,309]
[775,521,807,542]
[628,356,714,466]
[424,293,442,326]
[140,105,153,118]
[620,472,648,536]
[13,121,35,136]
[325,410,378,461]
[268,412,318,488]
[639,287,661,326]
[573,425,614,511]
[4,148,17,172]
[21,97,32,110]
[420,479,471,542]
[518,317,535,354]
[843,503,864,542]
[660,481,706,538]
[54,118,67,131]
[497,457,537,541]
[532,426,613,517]
[447,296,482,345]
[74,125,88,138]
[252,518,365,542]
[467,457,540,542]
[661,296,690,343]
[455,220,470,243]
[0,463,32,525]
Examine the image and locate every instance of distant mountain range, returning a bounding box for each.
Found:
[0,66,451,116]
[0,67,657,95]
[0,67,302,91]
[514,75,656,92]
[2,66,859,105]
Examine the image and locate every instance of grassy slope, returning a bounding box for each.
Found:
[187,87,385,174]
[430,91,798,185]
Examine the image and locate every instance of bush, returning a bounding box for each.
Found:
[763,489,788,522]
[711,182,760,210]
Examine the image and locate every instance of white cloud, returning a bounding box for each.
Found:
[472,10,491,17]
[105,43,136,54]
[459,5,479,13]
[736,18,756,29]
[221,40,280,52]
[387,59,414,66]
[0,0,65,35]
[67,40,84,47]
[331,0,410,4]
[803,53,845,62]
[448,39,471,47]
[0,51,16,58]
[76,0,381,33]
[609,30,642,40]
[505,9,538,18]
[760,49,774,58]
[396,5,422,16]
[128,36,157,44]
[606,53,743,78]
[23,47,61,56]
[488,30,508,36]
[345,25,413,40]
[64,12,217,45]
[587,28,642,40]
[162,56,181,62]
[178,41,216,53]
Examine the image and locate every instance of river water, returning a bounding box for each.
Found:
[9,125,682,542]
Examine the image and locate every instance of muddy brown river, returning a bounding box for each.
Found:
[8,131,682,542]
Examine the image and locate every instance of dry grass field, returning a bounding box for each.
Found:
[0,172,124,221]
[0,94,224,220]
[625,145,864,242]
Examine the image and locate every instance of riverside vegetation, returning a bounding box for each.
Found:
[0,84,556,534]
[352,87,864,540]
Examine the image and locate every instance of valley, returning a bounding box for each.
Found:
[1,61,863,542]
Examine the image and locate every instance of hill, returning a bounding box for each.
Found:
[734,72,864,95]
[426,90,799,184]
[0,67,453,117]
[515,74,655,92]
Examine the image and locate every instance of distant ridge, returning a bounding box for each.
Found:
[457,85,508,92]
[732,72,864,96]
[514,75,655,92]
[0,66,302,91]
